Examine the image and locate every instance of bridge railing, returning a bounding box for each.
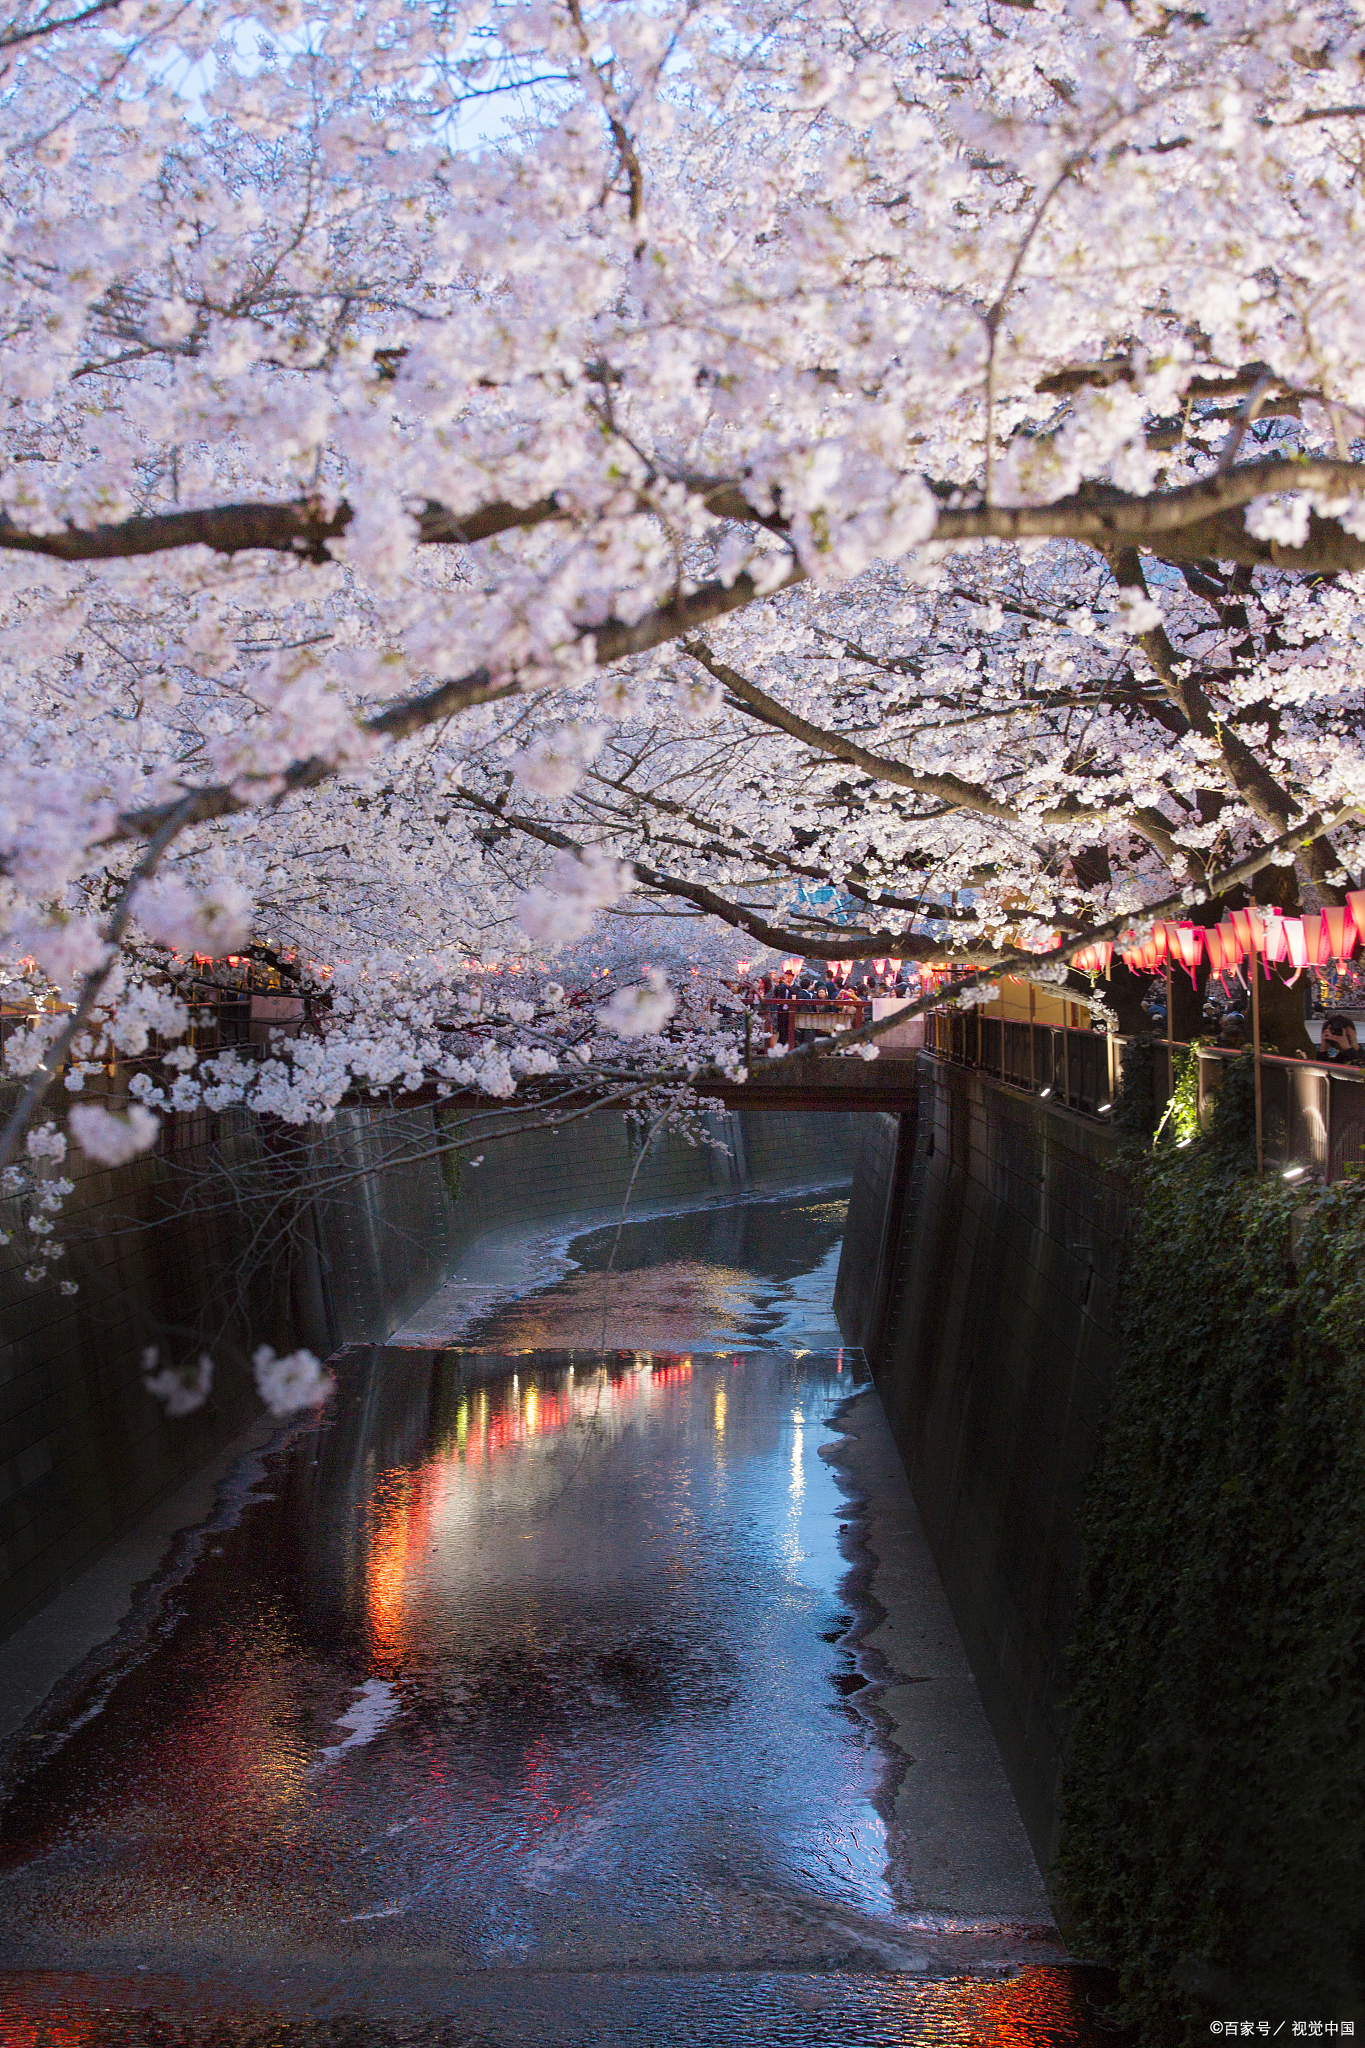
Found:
[925,1007,1365,1180]
[0,983,313,1075]
[748,996,873,1052]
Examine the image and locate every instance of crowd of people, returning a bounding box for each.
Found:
[733,959,924,1050]
[1141,968,1363,1064]
[1141,972,1253,1052]
[736,955,1365,1067]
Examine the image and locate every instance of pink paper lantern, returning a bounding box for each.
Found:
[1171,922,1203,982]
[1204,926,1226,974]
[1302,913,1334,968]
[1281,916,1307,972]
[1257,909,1287,965]
[1321,907,1357,960]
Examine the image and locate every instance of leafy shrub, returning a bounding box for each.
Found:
[1056,1073,1365,2038]
[1115,1034,1157,1138]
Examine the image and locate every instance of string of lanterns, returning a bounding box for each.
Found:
[736,912,1363,995]
[1111,895,1365,986]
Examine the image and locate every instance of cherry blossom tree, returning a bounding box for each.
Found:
[1,0,1364,1219]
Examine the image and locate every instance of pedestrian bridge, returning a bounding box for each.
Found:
[703,1053,920,1113]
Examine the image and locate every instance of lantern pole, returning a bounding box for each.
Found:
[1165,953,1174,1112]
[1250,934,1264,1172]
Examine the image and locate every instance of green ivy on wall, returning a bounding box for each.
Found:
[1055,1055,1365,2039]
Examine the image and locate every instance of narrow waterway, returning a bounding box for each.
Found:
[0,1189,1119,2045]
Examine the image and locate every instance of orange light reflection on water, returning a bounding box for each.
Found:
[0,1967,1118,2045]
[364,1357,694,1659]
[0,2020,101,2048]
[911,1966,1107,2045]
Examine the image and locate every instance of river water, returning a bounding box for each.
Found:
[0,1189,1119,2045]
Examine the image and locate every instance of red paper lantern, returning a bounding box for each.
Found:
[1256,909,1288,965]
[1347,890,1365,939]
[1218,917,1244,962]
[1204,926,1226,974]
[1171,922,1203,981]
[1320,907,1357,961]
[1229,908,1253,953]
[1302,913,1334,968]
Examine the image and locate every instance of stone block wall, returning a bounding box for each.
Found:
[835,1060,1127,1869]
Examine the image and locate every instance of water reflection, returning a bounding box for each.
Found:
[2,1344,901,1969]
[452,1195,850,1353]
[0,1964,1123,2045]
[0,1189,1122,2044]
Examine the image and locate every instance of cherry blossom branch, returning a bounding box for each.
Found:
[5,458,1363,578]
[781,802,1365,1064]
[0,794,199,1171]
[454,788,1007,961]
[0,0,132,49]
[109,561,806,845]
[683,639,1040,822]
[0,479,769,565]
[1105,548,1309,848]
[932,458,1365,565]
[684,639,1210,879]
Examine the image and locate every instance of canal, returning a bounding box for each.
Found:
[0,1188,1119,2044]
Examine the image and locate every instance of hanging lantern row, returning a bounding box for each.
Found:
[1120,894,1365,982]
[819,957,907,983]
[1071,940,1114,975]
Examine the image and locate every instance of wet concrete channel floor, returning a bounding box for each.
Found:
[0,1191,1122,2045]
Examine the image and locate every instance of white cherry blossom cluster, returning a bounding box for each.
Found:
[0,0,1361,1402]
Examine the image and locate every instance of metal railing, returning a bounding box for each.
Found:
[927,1006,1121,1116]
[925,1006,1365,1181]
[1198,1045,1365,1180]
[747,996,874,1052]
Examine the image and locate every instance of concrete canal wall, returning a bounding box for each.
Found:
[834,1058,1127,1870]
[0,1099,857,1643]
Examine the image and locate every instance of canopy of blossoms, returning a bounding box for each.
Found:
[1,0,1364,1185]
